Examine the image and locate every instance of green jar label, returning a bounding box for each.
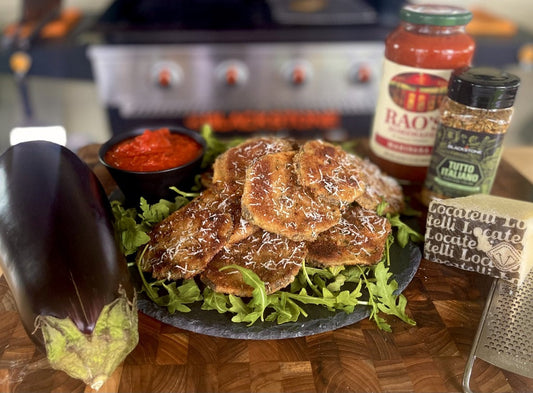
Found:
[424,125,504,197]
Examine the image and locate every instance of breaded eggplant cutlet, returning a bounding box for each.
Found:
[241,150,342,242]
[212,137,295,188]
[211,137,296,242]
[294,140,366,205]
[307,204,391,267]
[201,229,307,297]
[140,183,254,280]
[293,140,402,214]
[356,158,404,214]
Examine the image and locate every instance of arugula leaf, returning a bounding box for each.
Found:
[221,264,269,323]
[267,293,307,324]
[369,262,415,325]
[328,266,346,276]
[111,201,151,256]
[375,200,424,249]
[342,265,371,283]
[335,291,357,313]
[200,124,244,169]
[200,124,227,169]
[135,245,165,304]
[227,295,255,324]
[339,139,360,154]
[360,257,416,332]
[135,245,202,313]
[161,279,203,313]
[169,187,200,200]
[111,187,198,256]
[326,273,347,293]
[139,197,172,226]
[201,287,231,313]
[387,214,424,247]
[376,199,389,216]
[299,261,323,297]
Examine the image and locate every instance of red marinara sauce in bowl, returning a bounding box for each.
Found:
[99,126,205,204]
[104,128,203,172]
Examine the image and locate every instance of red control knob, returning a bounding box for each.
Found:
[151,61,182,89]
[225,67,240,86]
[291,67,306,85]
[283,60,312,87]
[358,65,372,83]
[157,69,173,88]
[216,60,248,87]
[351,64,372,84]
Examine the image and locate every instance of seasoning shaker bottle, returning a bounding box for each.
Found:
[369,4,475,184]
[421,67,521,205]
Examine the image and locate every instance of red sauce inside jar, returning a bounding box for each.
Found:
[104,128,203,172]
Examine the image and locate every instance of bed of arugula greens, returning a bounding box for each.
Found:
[111,126,424,333]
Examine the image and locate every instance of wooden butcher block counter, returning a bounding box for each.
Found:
[1,139,532,393]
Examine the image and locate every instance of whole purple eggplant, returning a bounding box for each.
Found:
[0,141,138,390]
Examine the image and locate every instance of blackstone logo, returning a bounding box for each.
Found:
[447,143,483,155]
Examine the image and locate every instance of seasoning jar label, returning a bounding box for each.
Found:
[424,124,505,197]
[370,59,452,167]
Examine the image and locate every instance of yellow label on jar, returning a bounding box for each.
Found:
[370,59,453,167]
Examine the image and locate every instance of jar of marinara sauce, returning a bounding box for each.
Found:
[369,4,475,184]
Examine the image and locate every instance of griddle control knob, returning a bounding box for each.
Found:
[349,63,372,84]
[151,61,182,88]
[216,60,248,86]
[284,60,312,86]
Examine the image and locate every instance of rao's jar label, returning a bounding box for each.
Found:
[370,59,451,167]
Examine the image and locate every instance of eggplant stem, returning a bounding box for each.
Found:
[35,287,138,390]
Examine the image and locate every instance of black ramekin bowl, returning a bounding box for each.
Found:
[98,126,206,205]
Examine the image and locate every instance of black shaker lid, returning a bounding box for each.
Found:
[448,67,520,109]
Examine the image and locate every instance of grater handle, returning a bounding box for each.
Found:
[462,277,499,393]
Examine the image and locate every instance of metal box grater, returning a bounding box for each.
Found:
[463,270,533,393]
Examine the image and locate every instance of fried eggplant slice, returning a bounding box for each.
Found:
[139,187,234,280]
[241,151,341,242]
[209,181,260,245]
[201,229,307,297]
[307,204,391,267]
[228,214,259,245]
[212,137,295,188]
[212,137,292,242]
[294,140,366,205]
[355,158,404,214]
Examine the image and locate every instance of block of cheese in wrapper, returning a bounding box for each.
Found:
[424,194,533,286]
